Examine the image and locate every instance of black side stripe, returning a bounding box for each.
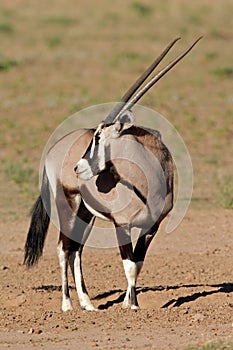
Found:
[133,185,147,205]
[109,162,147,205]
[119,179,147,205]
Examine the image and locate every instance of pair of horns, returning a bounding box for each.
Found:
[104,36,202,124]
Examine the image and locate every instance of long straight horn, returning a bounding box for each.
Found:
[117,36,203,117]
[104,37,181,124]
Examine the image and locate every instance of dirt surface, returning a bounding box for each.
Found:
[0,210,233,349]
[0,0,233,349]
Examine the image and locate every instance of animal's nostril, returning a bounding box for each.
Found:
[74,165,78,173]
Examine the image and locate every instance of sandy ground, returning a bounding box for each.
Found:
[1,209,232,349]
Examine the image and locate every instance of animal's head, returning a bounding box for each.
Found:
[75,111,134,180]
[74,37,202,180]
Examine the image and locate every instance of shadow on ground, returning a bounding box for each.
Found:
[33,282,233,309]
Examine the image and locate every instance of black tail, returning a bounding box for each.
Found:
[24,167,51,267]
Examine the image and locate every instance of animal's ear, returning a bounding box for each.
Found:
[114,110,134,134]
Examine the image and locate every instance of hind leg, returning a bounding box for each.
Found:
[56,204,75,312]
[69,245,96,311]
[68,206,96,311]
[56,192,94,312]
[57,239,73,312]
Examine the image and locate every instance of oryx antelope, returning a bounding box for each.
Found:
[24,37,202,311]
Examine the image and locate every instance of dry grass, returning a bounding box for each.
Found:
[0,0,232,220]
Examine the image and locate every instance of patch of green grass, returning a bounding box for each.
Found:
[205,52,218,61]
[101,12,120,24]
[184,111,197,126]
[0,56,18,71]
[185,340,233,350]
[111,51,143,67]
[188,14,203,25]
[211,67,233,78]
[46,36,62,48]
[224,109,233,122]
[206,153,219,165]
[209,29,227,39]
[1,117,16,129]
[219,176,233,209]
[121,51,141,61]
[5,161,37,186]
[131,2,153,17]
[1,159,38,220]
[214,127,228,137]
[45,16,78,27]
[0,22,13,33]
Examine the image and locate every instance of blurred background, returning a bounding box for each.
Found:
[0,0,232,221]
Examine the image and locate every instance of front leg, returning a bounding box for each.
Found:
[122,258,139,310]
[116,225,139,310]
[69,211,97,311]
[133,223,160,280]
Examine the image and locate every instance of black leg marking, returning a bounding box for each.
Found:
[134,222,160,263]
[130,286,138,308]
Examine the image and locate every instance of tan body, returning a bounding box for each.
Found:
[78,126,173,229]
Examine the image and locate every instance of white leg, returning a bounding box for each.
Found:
[70,251,96,311]
[122,259,139,310]
[57,242,73,312]
[122,287,131,309]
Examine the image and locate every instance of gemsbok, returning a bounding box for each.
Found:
[24,37,202,311]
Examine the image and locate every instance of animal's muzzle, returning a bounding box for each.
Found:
[74,159,94,180]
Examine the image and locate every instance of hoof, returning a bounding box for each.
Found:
[121,304,140,310]
[84,305,98,311]
[122,301,140,310]
[122,300,131,309]
[121,299,140,310]
[81,303,97,311]
[131,305,139,310]
[62,299,74,312]
[80,294,97,311]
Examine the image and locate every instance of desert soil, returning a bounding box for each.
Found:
[0,209,232,349]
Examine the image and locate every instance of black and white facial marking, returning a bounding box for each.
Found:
[74,122,105,180]
[75,111,134,181]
